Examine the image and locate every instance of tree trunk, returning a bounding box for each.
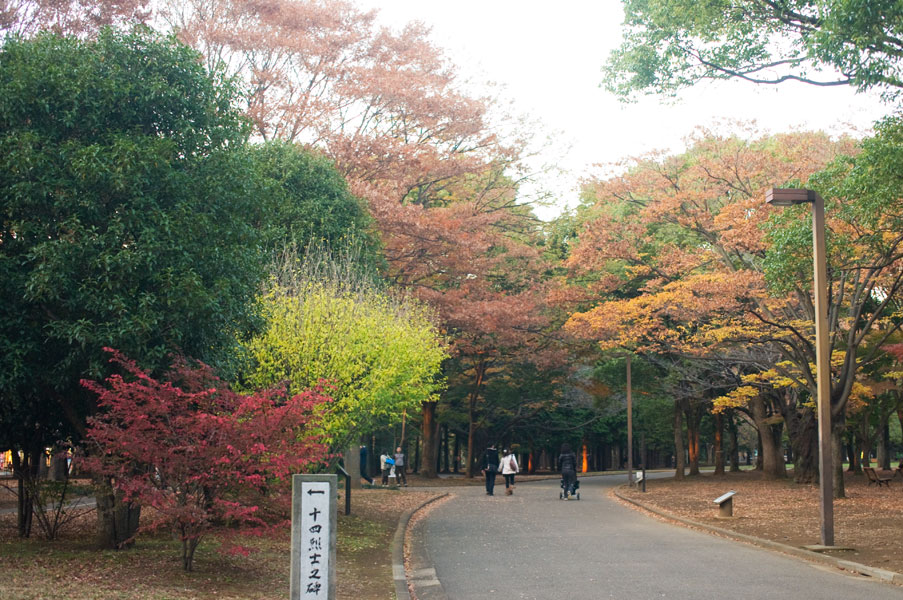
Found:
[419,401,439,478]
[727,411,741,472]
[832,421,846,499]
[858,435,870,469]
[685,404,701,476]
[750,396,785,478]
[465,358,487,478]
[845,434,857,472]
[713,412,725,476]
[181,527,200,571]
[466,407,476,479]
[857,416,872,470]
[673,401,685,480]
[755,431,763,471]
[11,448,38,538]
[453,432,460,473]
[877,419,890,470]
[440,424,449,473]
[786,407,818,483]
[345,444,361,490]
[95,477,140,549]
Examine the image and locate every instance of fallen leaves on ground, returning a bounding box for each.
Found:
[619,469,903,573]
[0,486,442,600]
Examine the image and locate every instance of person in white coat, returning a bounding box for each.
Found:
[499,449,519,495]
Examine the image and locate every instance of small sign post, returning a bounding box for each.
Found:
[291,474,337,600]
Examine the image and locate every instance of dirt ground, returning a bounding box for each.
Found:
[617,468,903,574]
[0,483,440,600]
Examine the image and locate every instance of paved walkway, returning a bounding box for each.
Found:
[411,474,903,599]
[0,496,95,516]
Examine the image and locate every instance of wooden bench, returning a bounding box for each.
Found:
[864,466,891,487]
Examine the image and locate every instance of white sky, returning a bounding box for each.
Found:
[358,1,892,219]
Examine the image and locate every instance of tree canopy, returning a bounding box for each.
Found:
[0,28,263,449]
[245,141,380,261]
[241,247,448,449]
[605,0,903,100]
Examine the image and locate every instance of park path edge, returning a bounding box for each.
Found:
[613,486,903,587]
[391,492,450,600]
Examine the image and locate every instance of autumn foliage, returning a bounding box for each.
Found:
[83,349,330,571]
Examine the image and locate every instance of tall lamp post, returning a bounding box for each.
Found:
[626,353,633,487]
[765,188,834,547]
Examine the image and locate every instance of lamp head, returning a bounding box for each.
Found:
[766,188,817,206]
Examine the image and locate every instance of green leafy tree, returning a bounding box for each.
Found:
[0,28,263,543]
[246,141,380,262]
[242,247,448,450]
[606,0,903,100]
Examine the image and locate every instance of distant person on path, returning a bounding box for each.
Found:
[360,445,373,485]
[558,442,578,499]
[481,443,500,496]
[394,447,407,486]
[380,450,392,486]
[499,448,519,495]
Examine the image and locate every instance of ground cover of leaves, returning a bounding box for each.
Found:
[618,468,903,573]
[9,469,899,598]
[0,485,439,600]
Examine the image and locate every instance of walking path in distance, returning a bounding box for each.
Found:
[411,474,903,600]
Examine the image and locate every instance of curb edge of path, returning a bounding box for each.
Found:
[392,492,450,600]
[613,486,903,586]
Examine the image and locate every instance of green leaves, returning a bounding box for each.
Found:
[605,0,903,100]
[242,248,448,449]
[0,29,263,445]
[245,141,381,264]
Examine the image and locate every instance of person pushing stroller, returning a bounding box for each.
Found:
[558,443,579,500]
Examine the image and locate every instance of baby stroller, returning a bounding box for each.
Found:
[558,475,580,500]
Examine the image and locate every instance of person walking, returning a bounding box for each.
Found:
[360,445,373,485]
[394,446,407,486]
[480,443,500,496]
[499,448,519,495]
[558,442,578,499]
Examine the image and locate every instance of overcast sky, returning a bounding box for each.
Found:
[358,1,892,218]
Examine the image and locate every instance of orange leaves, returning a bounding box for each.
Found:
[565,126,852,360]
[565,270,763,353]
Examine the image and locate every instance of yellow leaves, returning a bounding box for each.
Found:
[713,385,759,412]
[741,367,796,390]
[243,269,449,445]
[564,268,768,354]
[846,381,873,414]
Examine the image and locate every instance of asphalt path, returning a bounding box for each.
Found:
[415,474,903,599]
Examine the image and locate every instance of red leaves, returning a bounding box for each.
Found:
[83,349,331,559]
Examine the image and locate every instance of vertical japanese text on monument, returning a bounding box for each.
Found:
[299,482,330,597]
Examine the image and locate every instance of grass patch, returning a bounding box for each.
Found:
[337,514,390,553]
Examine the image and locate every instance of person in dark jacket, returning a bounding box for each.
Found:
[481,443,501,496]
[558,442,578,499]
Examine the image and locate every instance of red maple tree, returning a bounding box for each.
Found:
[83,349,330,571]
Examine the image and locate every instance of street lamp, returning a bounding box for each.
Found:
[765,188,834,547]
[627,353,633,487]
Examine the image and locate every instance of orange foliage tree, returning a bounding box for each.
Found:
[561,126,903,489]
[1,0,149,37]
